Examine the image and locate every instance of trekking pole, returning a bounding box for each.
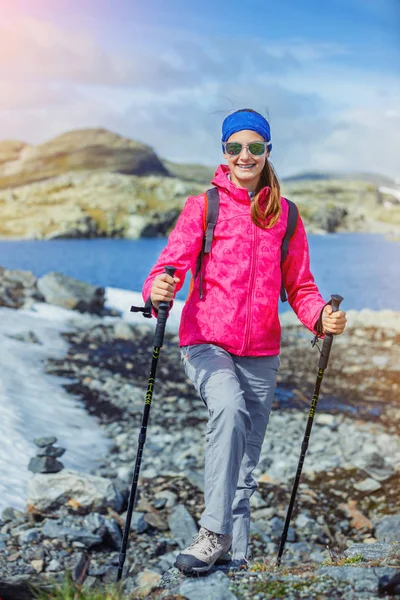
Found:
[277,293,343,567]
[117,266,176,581]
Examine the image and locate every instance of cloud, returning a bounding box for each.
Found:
[0,18,303,91]
[0,17,399,179]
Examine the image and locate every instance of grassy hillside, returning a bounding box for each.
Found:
[0,127,398,238]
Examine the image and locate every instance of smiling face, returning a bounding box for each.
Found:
[223,129,268,192]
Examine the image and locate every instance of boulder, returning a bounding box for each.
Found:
[0,267,42,309]
[37,272,105,314]
[27,470,124,514]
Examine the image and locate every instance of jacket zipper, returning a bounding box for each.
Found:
[242,223,259,354]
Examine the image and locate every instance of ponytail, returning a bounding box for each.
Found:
[251,159,282,229]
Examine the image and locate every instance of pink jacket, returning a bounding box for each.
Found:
[142,165,326,356]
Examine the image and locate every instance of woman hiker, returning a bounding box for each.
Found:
[142,108,347,575]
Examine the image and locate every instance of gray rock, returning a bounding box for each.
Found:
[180,570,238,600]
[18,528,42,545]
[269,516,297,542]
[250,522,272,545]
[34,436,57,448]
[47,558,62,572]
[28,456,64,474]
[113,321,134,340]
[83,512,106,532]
[167,504,198,550]
[354,478,382,492]
[42,520,103,548]
[317,566,396,595]
[36,446,66,458]
[70,552,90,583]
[375,515,400,543]
[356,452,395,482]
[344,542,400,561]
[1,507,25,523]
[130,512,148,534]
[37,272,105,314]
[157,550,180,572]
[104,518,122,549]
[27,470,123,513]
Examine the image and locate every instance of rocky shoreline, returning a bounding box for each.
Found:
[0,270,399,599]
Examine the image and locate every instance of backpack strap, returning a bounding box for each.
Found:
[280,198,299,302]
[194,187,220,299]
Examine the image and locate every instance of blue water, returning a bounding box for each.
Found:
[0,233,398,311]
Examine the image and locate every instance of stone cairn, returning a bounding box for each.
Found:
[28,436,66,474]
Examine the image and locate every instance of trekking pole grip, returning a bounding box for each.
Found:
[154,266,176,348]
[318,294,343,370]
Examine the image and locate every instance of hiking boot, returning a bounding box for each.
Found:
[174,526,232,575]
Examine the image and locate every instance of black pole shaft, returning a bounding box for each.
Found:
[117,347,161,580]
[117,266,176,581]
[277,367,325,564]
[277,294,343,566]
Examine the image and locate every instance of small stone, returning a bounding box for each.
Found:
[104,519,122,549]
[47,558,62,572]
[71,552,89,582]
[19,527,42,544]
[31,559,44,573]
[135,569,162,598]
[258,473,279,484]
[113,321,134,340]
[152,497,167,509]
[1,507,24,523]
[180,570,238,600]
[340,500,372,530]
[34,436,57,448]
[144,512,169,531]
[36,446,66,458]
[7,552,20,562]
[153,490,178,508]
[130,512,148,534]
[28,456,64,474]
[354,478,382,493]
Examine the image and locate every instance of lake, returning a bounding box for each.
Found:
[0,233,398,311]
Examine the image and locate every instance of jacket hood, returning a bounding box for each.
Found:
[211,164,271,205]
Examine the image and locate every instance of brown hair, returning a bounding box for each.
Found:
[231,109,282,229]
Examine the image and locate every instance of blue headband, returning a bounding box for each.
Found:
[221,111,272,151]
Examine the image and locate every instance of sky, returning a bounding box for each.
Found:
[0,0,399,179]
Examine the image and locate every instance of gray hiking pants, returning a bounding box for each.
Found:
[181,343,279,560]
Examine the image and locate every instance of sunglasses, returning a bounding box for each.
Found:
[222,141,269,156]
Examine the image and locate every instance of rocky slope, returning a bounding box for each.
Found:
[0,269,399,599]
[0,128,399,240]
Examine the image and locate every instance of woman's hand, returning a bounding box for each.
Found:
[150,273,180,310]
[322,305,347,335]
